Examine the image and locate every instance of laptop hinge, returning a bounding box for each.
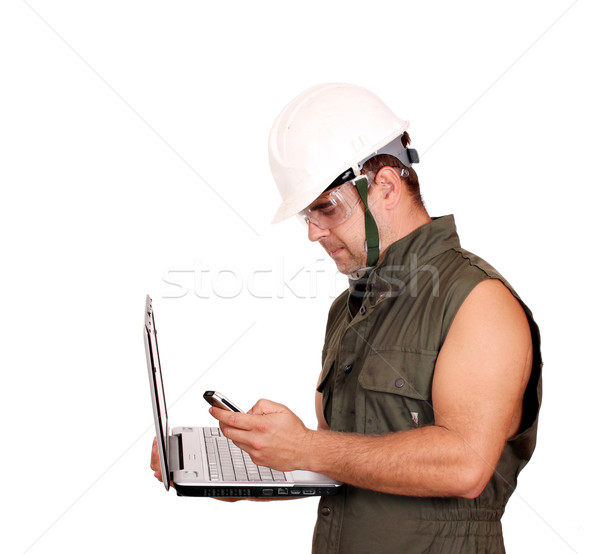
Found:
[168,434,183,471]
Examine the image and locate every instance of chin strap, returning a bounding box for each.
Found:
[354,176,380,267]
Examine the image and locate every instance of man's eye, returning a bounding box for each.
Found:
[318,204,342,217]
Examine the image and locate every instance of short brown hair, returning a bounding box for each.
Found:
[361,132,424,209]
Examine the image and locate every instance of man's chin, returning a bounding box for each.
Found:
[333,259,361,276]
[324,247,363,275]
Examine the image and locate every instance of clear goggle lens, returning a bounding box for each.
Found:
[299,180,361,229]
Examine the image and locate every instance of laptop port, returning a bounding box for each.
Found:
[302,489,316,495]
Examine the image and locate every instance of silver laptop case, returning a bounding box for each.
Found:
[144,295,342,498]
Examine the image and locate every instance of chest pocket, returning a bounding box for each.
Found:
[357,349,437,434]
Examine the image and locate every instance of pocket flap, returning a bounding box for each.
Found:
[358,349,437,401]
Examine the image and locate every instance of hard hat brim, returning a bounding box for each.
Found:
[271,183,327,224]
[270,125,410,224]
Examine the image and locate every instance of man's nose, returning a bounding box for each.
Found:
[307,221,330,242]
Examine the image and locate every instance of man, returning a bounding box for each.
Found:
[152,83,542,553]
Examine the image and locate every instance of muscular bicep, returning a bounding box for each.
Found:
[432,279,532,487]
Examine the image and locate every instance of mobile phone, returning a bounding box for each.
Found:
[203,390,245,413]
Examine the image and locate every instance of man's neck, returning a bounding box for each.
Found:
[379,208,432,260]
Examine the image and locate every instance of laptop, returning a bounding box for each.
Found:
[144,295,342,498]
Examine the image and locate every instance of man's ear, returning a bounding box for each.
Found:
[374,166,403,210]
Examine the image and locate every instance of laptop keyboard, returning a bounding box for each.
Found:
[203,427,289,483]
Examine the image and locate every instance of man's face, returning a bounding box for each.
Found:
[303,184,368,275]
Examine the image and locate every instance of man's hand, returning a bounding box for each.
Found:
[150,436,167,483]
[209,399,313,471]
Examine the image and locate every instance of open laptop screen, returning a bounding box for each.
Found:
[144,295,170,490]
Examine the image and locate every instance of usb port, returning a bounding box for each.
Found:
[302,489,316,495]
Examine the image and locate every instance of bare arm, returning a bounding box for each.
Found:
[211,279,532,499]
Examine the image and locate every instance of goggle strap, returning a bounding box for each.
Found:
[354,177,380,267]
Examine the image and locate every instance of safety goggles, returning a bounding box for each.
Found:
[299,179,363,229]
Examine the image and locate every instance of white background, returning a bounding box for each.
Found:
[1,1,598,552]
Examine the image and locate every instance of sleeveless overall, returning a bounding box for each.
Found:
[312,216,543,554]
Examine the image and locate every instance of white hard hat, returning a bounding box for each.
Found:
[269,83,411,223]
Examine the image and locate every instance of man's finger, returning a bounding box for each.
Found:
[150,438,160,470]
[209,406,256,430]
[249,398,286,415]
[220,424,255,448]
